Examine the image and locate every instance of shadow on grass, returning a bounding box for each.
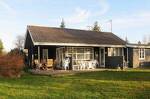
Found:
[0,70,150,86]
[71,70,150,81]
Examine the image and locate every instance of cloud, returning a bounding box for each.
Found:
[48,7,90,27]
[0,0,16,15]
[112,11,150,30]
[65,0,109,24]
[66,0,110,23]
[49,0,109,26]
[94,0,110,16]
[65,7,90,24]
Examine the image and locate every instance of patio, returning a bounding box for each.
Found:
[28,68,109,76]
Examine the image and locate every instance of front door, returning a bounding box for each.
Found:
[99,48,105,67]
[43,49,48,62]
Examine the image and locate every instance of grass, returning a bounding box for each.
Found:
[0,69,150,99]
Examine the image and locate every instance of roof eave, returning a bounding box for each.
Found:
[126,44,150,48]
[34,42,126,47]
[24,27,35,49]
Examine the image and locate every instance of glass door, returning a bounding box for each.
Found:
[43,49,48,62]
[56,47,66,68]
[99,48,105,67]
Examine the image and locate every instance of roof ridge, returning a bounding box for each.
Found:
[27,25,113,34]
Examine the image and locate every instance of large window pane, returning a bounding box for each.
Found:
[108,48,123,56]
[72,48,76,53]
[67,48,72,53]
[72,60,77,65]
[77,54,84,59]
[85,54,90,60]
[85,48,92,54]
[119,48,122,56]
[72,54,76,59]
[77,48,84,53]
[108,48,113,56]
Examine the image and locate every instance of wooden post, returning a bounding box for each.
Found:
[103,47,105,67]
[31,47,34,66]
[38,46,40,63]
[122,48,124,67]
[127,47,129,67]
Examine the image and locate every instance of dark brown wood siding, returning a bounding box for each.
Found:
[25,31,34,67]
[129,48,150,68]
[128,47,133,68]
[105,56,123,68]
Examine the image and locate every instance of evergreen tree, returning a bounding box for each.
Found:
[92,21,101,32]
[0,39,3,54]
[60,19,65,28]
[138,41,141,44]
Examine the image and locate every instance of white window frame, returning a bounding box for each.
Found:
[139,48,145,60]
[66,47,94,66]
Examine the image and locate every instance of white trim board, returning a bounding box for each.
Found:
[34,42,125,48]
[126,44,150,48]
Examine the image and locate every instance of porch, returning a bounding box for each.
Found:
[28,46,127,70]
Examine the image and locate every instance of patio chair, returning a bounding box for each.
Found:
[34,59,41,69]
[63,58,70,70]
[92,60,98,69]
[47,59,53,70]
[80,61,86,70]
[88,60,97,69]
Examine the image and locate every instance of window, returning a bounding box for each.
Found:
[56,47,94,68]
[139,48,145,60]
[66,47,94,66]
[108,48,123,56]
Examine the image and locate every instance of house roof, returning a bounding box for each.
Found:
[26,25,126,47]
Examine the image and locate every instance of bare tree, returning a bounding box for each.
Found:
[125,36,129,44]
[15,35,25,50]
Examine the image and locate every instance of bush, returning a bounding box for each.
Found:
[0,54,24,78]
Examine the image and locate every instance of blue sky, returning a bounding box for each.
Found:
[0,0,150,51]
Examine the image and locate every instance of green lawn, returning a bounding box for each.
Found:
[0,69,150,99]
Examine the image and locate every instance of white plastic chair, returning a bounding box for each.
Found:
[88,61,94,69]
[82,61,87,70]
[63,58,70,70]
[92,60,98,69]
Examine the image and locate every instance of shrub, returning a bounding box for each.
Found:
[0,54,24,78]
